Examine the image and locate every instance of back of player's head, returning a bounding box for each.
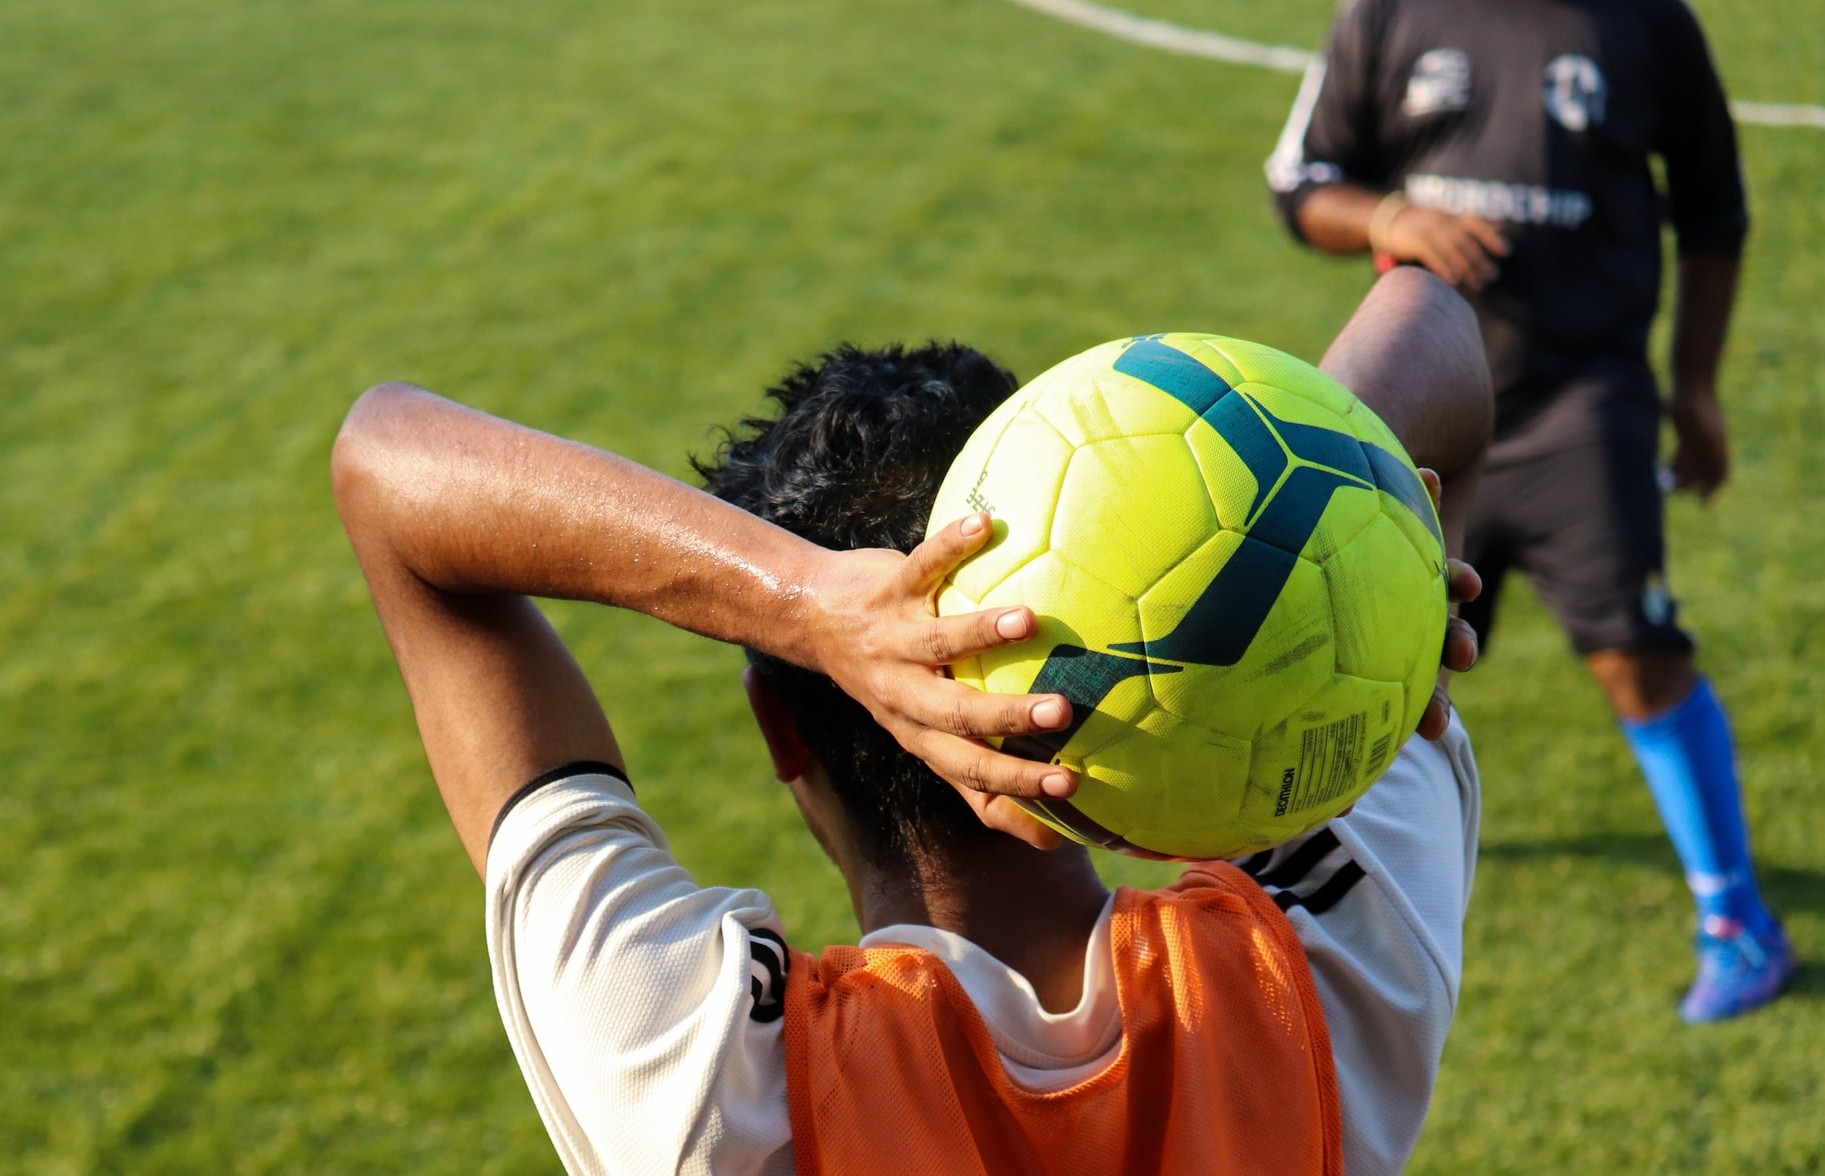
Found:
[693,341,1019,865]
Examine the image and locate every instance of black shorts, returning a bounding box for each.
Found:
[1460,438,1694,656]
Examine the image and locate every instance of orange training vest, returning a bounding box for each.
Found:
[783,861,1342,1176]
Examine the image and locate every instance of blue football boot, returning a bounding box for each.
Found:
[1679,915,1798,1024]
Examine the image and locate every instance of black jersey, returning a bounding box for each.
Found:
[1266,0,1748,448]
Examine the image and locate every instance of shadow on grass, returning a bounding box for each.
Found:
[1479,834,1824,901]
[1479,832,1678,873]
[1478,833,1824,1008]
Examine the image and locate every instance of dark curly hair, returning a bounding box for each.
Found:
[692,341,1021,865]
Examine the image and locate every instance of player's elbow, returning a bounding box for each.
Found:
[1273,185,1322,248]
[1421,273,1494,440]
[330,382,420,533]
[1387,268,1490,392]
[1354,267,1493,478]
[1425,288,1493,485]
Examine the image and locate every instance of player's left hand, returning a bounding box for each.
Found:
[1417,558,1481,740]
[1668,388,1730,500]
[801,513,1074,849]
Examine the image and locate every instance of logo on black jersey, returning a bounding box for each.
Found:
[1640,572,1679,629]
[1403,48,1471,116]
[1543,54,1607,132]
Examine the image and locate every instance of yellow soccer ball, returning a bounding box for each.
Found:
[929,333,1448,860]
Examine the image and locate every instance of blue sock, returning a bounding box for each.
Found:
[1621,677,1770,930]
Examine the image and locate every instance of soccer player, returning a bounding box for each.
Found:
[1264,0,1794,1022]
[333,267,1489,1175]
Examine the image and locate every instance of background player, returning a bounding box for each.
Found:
[333,268,1489,1174]
[1264,0,1794,1022]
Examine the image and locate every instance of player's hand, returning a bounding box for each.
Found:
[1417,558,1481,740]
[1668,387,1730,500]
[1382,206,1509,293]
[1415,467,1481,740]
[802,513,1074,849]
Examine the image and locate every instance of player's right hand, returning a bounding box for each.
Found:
[800,512,1075,849]
[1668,386,1731,500]
[1383,206,1510,292]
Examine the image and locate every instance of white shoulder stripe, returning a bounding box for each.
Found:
[1266,58,1332,192]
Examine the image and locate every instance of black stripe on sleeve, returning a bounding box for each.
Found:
[1242,826,1368,917]
[1274,860,1367,916]
[1234,850,1275,878]
[748,928,790,1023]
[488,760,631,849]
[1255,827,1343,891]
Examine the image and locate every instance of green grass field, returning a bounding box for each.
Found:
[4,0,1821,1170]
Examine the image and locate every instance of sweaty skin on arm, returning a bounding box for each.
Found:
[331,386,1076,872]
[335,270,1489,866]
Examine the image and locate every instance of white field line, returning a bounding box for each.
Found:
[1005,0,1825,130]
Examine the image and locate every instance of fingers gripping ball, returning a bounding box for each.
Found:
[928,334,1448,859]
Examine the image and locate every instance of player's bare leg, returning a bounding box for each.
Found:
[1586,647,1696,721]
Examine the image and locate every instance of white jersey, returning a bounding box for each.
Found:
[486,714,1480,1176]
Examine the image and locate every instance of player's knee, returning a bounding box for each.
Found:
[1584,647,1698,720]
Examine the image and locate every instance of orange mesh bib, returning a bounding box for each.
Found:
[783,862,1341,1176]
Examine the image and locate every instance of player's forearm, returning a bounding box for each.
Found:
[1670,252,1740,402]
[1318,267,1492,555]
[1293,182,1383,255]
[331,382,827,662]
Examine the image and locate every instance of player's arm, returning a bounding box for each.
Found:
[1320,265,1492,734]
[331,382,1075,872]
[1264,0,1506,290]
[1654,0,1748,503]
[1666,252,1739,499]
[1321,266,1489,548]
[1276,271,1490,1170]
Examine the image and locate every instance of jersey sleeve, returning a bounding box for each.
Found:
[1651,0,1748,256]
[485,769,794,1176]
[1265,0,1392,240]
[1232,713,1480,1176]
